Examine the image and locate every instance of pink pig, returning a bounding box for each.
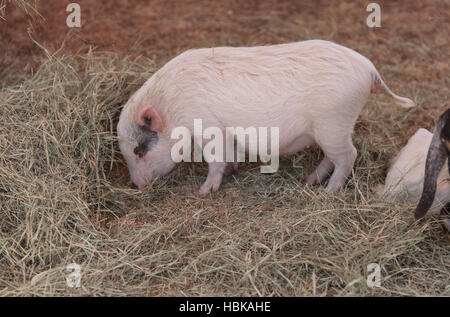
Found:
[117,40,415,194]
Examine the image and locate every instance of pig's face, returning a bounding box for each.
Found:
[117,105,175,189]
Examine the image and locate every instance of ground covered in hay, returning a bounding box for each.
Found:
[0,0,449,296]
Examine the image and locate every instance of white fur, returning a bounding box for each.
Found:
[376,128,450,214]
[117,40,414,193]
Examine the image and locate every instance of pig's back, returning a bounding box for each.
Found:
[151,40,375,130]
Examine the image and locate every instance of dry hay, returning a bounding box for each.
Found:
[0,0,39,20]
[0,48,449,296]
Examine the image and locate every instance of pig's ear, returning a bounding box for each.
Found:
[138,106,163,132]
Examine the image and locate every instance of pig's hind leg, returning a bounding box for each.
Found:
[305,156,334,185]
[314,131,357,193]
[324,145,357,193]
[282,135,333,185]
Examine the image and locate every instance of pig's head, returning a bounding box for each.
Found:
[117,104,176,189]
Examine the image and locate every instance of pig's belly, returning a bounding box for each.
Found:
[235,132,314,158]
[278,134,315,156]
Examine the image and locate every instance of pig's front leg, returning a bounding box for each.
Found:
[196,162,227,195]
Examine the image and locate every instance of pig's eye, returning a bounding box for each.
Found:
[131,124,158,159]
[133,143,148,158]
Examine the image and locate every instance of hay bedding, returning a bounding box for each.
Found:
[0,50,448,296]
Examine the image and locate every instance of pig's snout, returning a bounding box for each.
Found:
[130,180,148,190]
[130,178,148,190]
[129,171,151,190]
[130,182,139,190]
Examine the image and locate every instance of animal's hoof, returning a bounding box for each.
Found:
[194,188,210,196]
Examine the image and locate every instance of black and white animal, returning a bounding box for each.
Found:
[414,108,450,231]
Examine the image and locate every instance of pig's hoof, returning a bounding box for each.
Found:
[194,189,205,196]
[195,187,211,196]
[195,184,221,196]
[305,173,319,186]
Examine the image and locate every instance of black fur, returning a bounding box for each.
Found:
[414,108,450,220]
[132,124,158,158]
